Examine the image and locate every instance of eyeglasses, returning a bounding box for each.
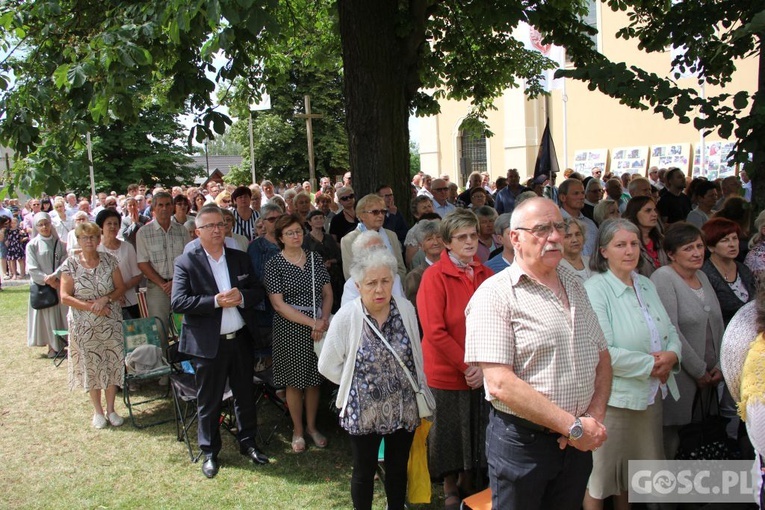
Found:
[77,235,99,242]
[452,232,479,242]
[433,187,449,192]
[264,216,279,223]
[516,221,566,238]
[198,222,225,231]
[283,230,303,238]
[363,209,388,216]
[339,194,355,201]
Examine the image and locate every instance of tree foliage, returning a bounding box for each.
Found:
[0,0,565,206]
[196,128,244,156]
[536,0,764,210]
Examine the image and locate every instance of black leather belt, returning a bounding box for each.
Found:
[220,329,242,340]
[493,407,556,434]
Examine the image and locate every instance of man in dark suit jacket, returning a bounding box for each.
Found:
[171,205,269,478]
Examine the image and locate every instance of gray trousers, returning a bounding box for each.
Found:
[145,281,170,351]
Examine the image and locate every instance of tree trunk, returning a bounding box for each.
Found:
[751,34,765,219]
[337,0,421,222]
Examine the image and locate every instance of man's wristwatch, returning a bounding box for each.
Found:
[568,418,584,440]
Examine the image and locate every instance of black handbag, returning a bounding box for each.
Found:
[29,239,59,310]
[675,386,738,460]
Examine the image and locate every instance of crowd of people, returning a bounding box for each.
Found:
[7,163,764,509]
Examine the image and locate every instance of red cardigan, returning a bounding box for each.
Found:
[416,251,493,390]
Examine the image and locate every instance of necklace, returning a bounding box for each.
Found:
[712,258,737,283]
[282,249,304,266]
[343,209,356,221]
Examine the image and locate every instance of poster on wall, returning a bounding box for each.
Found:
[649,144,691,172]
[610,147,649,175]
[692,141,736,180]
[573,149,609,177]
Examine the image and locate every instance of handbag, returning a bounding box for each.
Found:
[362,315,434,418]
[29,239,60,310]
[675,386,738,460]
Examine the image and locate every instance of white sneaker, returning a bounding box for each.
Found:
[92,414,108,429]
[107,412,124,427]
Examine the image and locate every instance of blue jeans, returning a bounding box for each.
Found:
[487,408,592,510]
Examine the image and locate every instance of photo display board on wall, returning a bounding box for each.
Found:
[611,147,649,175]
[573,149,609,177]
[648,144,691,172]
[692,141,736,180]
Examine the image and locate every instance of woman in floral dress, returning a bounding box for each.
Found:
[60,221,127,429]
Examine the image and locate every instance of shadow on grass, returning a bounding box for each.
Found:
[0,285,442,509]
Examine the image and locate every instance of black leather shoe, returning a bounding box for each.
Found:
[201,455,219,478]
[240,444,269,465]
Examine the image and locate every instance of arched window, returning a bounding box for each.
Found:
[458,131,487,184]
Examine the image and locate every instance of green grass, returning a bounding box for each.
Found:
[0,285,443,509]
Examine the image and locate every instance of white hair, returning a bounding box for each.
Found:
[349,248,398,284]
[351,230,386,252]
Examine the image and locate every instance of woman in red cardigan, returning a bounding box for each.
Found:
[417,208,493,509]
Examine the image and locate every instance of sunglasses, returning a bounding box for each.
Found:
[339,194,355,201]
[264,216,279,223]
[363,209,388,216]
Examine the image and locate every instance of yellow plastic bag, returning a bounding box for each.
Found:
[407,418,433,504]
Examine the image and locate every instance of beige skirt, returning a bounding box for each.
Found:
[587,402,664,499]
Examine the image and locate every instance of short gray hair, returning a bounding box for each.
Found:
[589,218,641,273]
[494,213,512,236]
[195,204,223,227]
[473,205,497,220]
[515,190,538,206]
[593,199,617,226]
[261,203,283,217]
[283,188,297,201]
[415,219,441,244]
[564,217,587,237]
[351,230,386,252]
[349,247,398,284]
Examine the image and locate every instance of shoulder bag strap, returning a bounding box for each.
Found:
[361,314,420,393]
[311,251,316,319]
[52,239,59,271]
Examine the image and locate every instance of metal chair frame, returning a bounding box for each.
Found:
[122,317,173,428]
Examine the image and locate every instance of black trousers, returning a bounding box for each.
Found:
[192,331,257,456]
[348,428,415,510]
[487,408,592,510]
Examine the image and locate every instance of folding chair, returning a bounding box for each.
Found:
[51,329,68,367]
[168,370,236,462]
[167,312,183,344]
[252,350,289,445]
[122,317,173,428]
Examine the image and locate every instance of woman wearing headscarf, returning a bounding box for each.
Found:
[26,212,68,358]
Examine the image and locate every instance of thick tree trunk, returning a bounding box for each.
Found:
[751,34,765,218]
[337,0,419,220]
